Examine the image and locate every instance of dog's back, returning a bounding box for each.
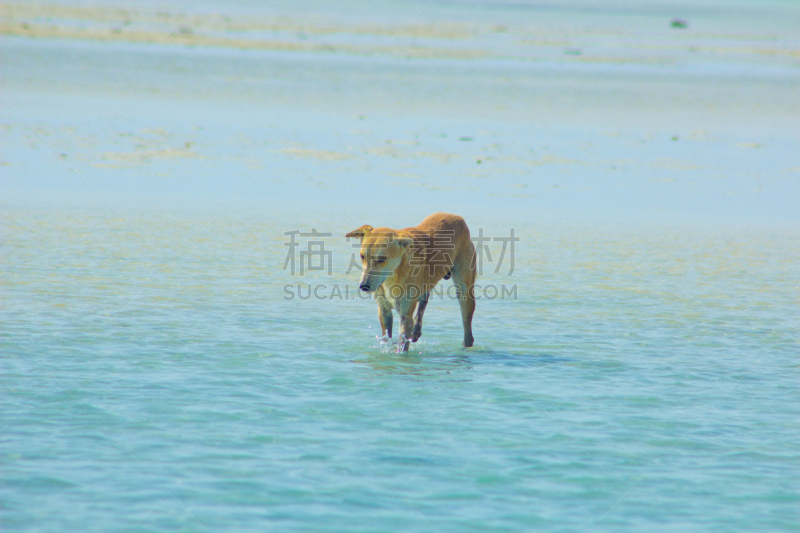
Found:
[402,212,474,287]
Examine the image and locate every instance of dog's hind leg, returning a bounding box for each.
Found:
[452,244,476,348]
[411,291,429,342]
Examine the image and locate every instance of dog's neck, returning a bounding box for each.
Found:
[382,249,413,296]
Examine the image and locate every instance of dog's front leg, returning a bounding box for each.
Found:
[378,304,393,338]
[397,314,412,353]
[411,291,429,342]
[376,289,393,339]
[395,299,417,353]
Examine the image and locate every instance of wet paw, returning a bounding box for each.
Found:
[396,335,410,353]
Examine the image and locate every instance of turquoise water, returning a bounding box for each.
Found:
[3,209,799,531]
[2,0,800,531]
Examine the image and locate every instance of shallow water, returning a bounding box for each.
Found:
[2,0,800,531]
[3,207,798,532]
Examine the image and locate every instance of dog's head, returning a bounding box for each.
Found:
[345,225,413,292]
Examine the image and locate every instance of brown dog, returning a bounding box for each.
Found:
[346,212,476,351]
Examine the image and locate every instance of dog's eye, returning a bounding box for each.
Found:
[360,254,365,261]
[375,257,386,263]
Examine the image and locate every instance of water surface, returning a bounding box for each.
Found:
[2,0,799,531]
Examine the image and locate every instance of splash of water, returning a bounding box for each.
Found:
[396,334,409,353]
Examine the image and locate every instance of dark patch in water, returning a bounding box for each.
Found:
[375,455,453,467]
[461,350,574,367]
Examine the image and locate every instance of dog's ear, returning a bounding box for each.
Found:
[345,225,373,239]
[395,233,414,249]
